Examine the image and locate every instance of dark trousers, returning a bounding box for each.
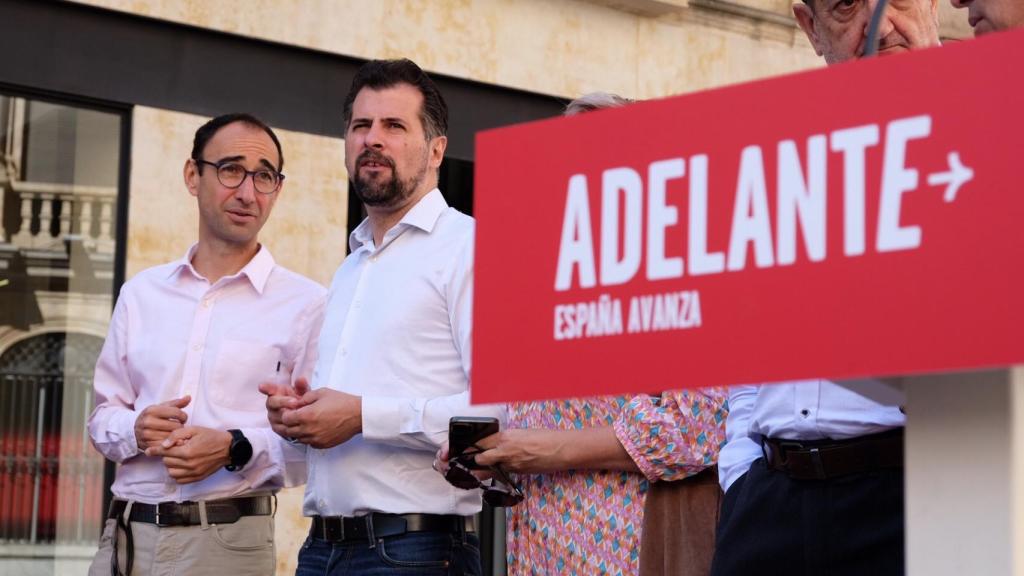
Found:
[296,530,482,576]
[710,458,904,576]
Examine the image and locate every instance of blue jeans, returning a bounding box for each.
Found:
[296,530,482,576]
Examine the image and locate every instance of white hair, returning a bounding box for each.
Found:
[564,92,634,116]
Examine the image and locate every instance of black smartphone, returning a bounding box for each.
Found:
[448,416,499,470]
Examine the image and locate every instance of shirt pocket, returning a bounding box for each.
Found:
[208,339,283,412]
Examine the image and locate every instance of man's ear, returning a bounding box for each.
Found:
[428,135,448,171]
[184,158,200,198]
[793,3,825,57]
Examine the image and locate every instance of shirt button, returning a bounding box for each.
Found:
[192,343,202,351]
[318,499,326,509]
[202,298,212,308]
[340,347,347,357]
[800,409,810,417]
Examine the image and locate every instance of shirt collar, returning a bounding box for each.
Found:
[349,188,448,252]
[166,243,276,294]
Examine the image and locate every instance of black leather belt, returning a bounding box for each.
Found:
[763,428,904,480]
[311,513,476,543]
[107,495,274,527]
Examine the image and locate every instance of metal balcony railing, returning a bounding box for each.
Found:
[6,181,117,255]
[0,373,104,547]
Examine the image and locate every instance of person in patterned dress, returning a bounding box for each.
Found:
[436,93,727,576]
[479,391,727,576]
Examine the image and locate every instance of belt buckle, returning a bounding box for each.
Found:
[320,517,344,541]
[776,441,827,478]
[154,503,176,527]
[806,447,826,478]
[774,440,805,465]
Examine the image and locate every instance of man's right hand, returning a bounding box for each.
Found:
[259,378,306,440]
[134,396,191,451]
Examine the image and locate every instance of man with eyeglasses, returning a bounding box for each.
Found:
[88,113,325,576]
[261,58,503,576]
[709,3,940,576]
[951,0,1024,34]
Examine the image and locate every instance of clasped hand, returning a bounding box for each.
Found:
[259,377,362,449]
[135,395,232,484]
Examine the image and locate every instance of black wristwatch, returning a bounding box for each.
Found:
[225,429,253,472]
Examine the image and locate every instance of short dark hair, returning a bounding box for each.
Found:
[191,113,284,172]
[342,59,448,141]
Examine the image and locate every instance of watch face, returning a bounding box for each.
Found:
[236,438,253,465]
[227,430,253,471]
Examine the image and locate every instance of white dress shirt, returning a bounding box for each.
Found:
[718,380,906,491]
[89,245,325,504]
[305,189,504,517]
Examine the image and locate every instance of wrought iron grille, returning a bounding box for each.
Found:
[0,333,105,546]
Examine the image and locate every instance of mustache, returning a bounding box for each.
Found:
[357,150,395,169]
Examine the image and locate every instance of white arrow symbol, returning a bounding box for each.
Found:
[927,152,973,202]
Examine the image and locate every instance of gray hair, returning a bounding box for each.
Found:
[564,92,634,116]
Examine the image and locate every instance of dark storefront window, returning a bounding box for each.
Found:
[0,91,127,573]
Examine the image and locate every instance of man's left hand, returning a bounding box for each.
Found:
[281,389,362,449]
[145,426,232,484]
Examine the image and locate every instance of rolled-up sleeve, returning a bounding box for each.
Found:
[613,387,728,482]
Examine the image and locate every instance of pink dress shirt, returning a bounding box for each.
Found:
[88,244,325,504]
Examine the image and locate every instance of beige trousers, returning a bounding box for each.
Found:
[88,509,275,576]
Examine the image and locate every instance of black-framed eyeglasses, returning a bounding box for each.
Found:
[195,159,284,194]
[443,446,524,507]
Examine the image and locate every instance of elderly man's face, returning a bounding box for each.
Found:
[951,0,1024,35]
[794,0,941,64]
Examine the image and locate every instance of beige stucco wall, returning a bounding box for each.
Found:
[73,0,829,99]
[69,0,977,108]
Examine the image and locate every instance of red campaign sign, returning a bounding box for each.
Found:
[471,29,1024,404]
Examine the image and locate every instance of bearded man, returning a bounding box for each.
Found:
[260,58,503,576]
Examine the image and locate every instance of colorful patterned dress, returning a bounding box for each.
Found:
[505,390,727,576]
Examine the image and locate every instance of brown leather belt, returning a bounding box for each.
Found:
[763,428,903,480]
[107,495,274,526]
[311,513,476,543]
